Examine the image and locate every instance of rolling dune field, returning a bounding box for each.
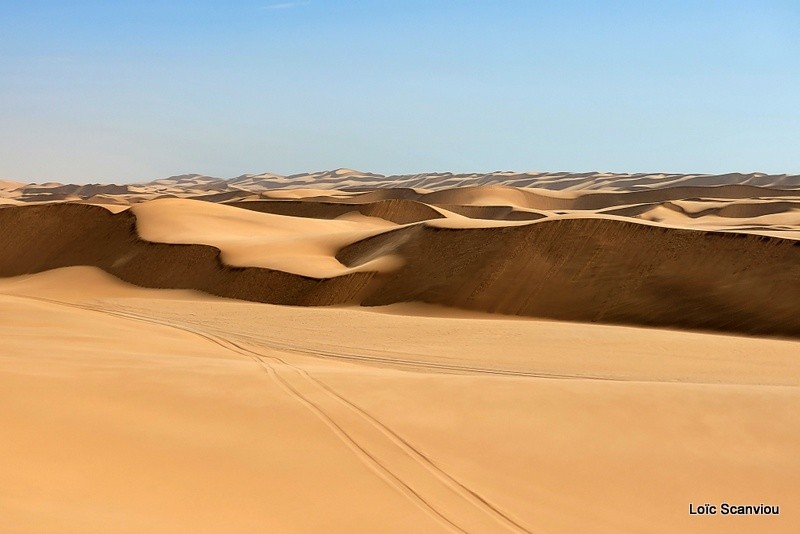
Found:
[1,170,799,532]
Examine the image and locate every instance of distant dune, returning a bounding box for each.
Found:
[1,169,799,337]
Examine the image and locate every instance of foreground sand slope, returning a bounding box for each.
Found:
[0,270,444,532]
[1,268,798,532]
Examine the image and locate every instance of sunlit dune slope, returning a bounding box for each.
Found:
[131,198,398,277]
[228,198,445,224]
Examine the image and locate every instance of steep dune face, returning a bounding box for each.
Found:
[339,218,800,337]
[311,187,426,204]
[3,171,800,337]
[312,183,800,215]
[0,203,373,305]
[661,200,800,219]
[433,204,547,221]
[2,201,799,337]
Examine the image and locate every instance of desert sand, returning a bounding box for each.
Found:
[2,170,799,532]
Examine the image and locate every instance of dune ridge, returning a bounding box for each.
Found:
[0,203,373,305]
[2,201,799,337]
[339,218,800,336]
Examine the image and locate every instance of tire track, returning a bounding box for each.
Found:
[230,329,617,381]
[106,301,615,382]
[218,335,532,534]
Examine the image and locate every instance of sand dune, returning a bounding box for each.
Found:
[423,184,800,211]
[6,170,800,205]
[228,198,445,224]
[0,202,374,304]
[661,199,800,219]
[1,193,799,336]
[339,217,800,336]
[132,198,400,277]
[2,170,800,532]
[0,179,26,192]
[432,204,548,221]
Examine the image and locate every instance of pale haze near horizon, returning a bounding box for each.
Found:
[1,0,798,184]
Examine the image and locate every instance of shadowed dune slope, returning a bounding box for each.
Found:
[188,190,257,203]
[662,200,800,219]
[435,204,548,221]
[339,218,800,337]
[2,203,800,337]
[0,203,373,305]
[230,198,546,222]
[603,199,800,218]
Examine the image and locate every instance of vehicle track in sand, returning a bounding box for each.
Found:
[98,301,622,383]
[102,301,800,388]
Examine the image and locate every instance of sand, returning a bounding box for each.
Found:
[131,198,397,277]
[1,170,799,532]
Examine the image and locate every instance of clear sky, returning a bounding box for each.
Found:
[1,0,798,183]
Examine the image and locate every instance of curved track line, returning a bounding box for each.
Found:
[218,335,531,533]
[231,329,617,381]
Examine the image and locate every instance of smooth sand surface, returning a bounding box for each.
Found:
[1,267,799,532]
[131,198,397,277]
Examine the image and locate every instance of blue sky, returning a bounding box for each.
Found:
[1,0,798,183]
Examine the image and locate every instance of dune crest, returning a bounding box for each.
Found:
[2,171,800,336]
[1,189,799,337]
